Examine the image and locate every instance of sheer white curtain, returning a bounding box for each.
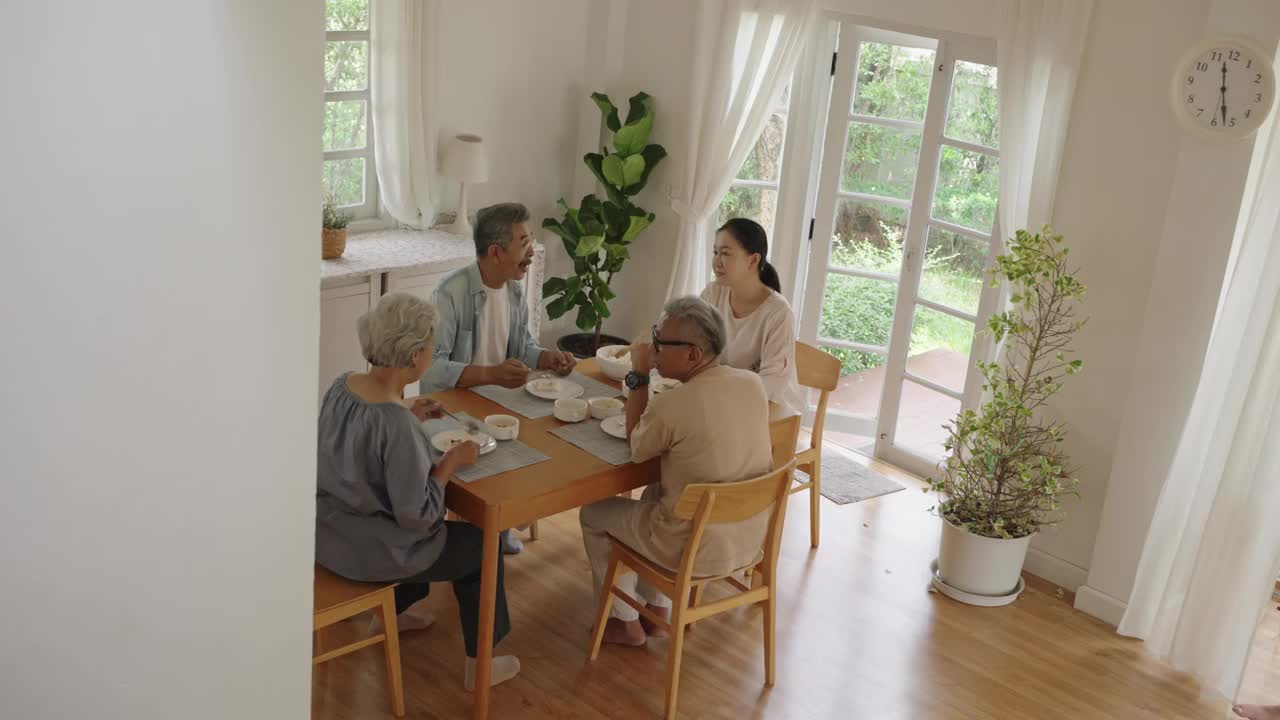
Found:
[665,0,820,300]
[1118,65,1280,702]
[975,0,1093,388]
[995,0,1093,237]
[370,0,438,227]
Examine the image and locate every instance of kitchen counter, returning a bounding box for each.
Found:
[320,228,475,288]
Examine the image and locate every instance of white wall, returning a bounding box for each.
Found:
[1077,0,1280,625]
[595,0,698,339]
[1024,0,1212,588]
[434,0,591,342]
[0,4,319,718]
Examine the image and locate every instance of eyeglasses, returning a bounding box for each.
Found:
[652,325,696,349]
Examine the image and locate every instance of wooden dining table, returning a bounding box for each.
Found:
[416,358,658,720]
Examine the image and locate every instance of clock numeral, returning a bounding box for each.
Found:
[1187,75,1195,85]
[1197,107,1205,117]
[1258,93,1265,102]
[1230,117,1237,127]
[1229,50,1241,62]
[1211,117,1219,127]
[1196,61,1209,72]
[1247,59,1254,68]
[1257,74,1264,84]
[1246,109,1253,118]
[1212,51,1223,61]
[1186,94,1195,104]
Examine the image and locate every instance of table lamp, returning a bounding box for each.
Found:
[441,133,489,238]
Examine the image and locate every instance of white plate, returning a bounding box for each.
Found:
[430,429,497,456]
[525,377,584,400]
[600,414,627,440]
[928,559,1025,607]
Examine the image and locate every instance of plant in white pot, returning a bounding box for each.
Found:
[928,227,1087,606]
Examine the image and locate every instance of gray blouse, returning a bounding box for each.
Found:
[315,374,446,581]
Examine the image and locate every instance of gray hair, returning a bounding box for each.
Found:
[357,292,437,368]
[474,202,530,256]
[661,296,726,357]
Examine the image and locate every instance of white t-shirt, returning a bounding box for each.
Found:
[473,285,510,366]
[700,282,806,419]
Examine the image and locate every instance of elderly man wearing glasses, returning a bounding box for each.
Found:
[578,296,774,646]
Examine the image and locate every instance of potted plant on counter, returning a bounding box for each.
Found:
[542,91,667,358]
[928,227,1087,606]
[322,193,353,260]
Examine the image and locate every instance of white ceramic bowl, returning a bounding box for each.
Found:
[553,397,589,423]
[587,396,624,420]
[483,414,519,441]
[595,344,632,381]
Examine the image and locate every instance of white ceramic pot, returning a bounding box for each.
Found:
[587,396,624,420]
[595,345,632,381]
[936,517,1033,598]
[553,397,589,423]
[483,414,519,441]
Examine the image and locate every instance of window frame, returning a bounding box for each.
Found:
[323,8,378,221]
[720,89,794,238]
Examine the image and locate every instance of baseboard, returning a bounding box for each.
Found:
[1074,584,1128,627]
[1023,548,1089,592]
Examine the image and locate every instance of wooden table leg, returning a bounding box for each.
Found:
[472,507,500,720]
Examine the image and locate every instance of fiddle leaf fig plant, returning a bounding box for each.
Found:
[928,227,1088,539]
[542,91,667,352]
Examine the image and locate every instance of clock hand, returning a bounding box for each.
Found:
[1221,61,1229,126]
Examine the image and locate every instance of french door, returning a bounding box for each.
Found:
[797,22,1001,478]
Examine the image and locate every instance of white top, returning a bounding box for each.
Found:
[473,284,511,366]
[700,283,806,418]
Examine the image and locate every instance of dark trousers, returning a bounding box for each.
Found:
[393,522,510,658]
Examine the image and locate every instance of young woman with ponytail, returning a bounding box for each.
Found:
[700,217,805,418]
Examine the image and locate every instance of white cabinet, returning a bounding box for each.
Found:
[384,267,455,303]
[385,269,456,398]
[318,276,380,400]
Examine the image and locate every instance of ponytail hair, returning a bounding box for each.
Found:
[717,217,782,294]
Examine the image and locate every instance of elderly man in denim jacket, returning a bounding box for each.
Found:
[421,202,576,394]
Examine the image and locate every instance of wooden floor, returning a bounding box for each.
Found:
[312,457,1239,720]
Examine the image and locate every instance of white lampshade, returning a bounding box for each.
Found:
[441,133,489,183]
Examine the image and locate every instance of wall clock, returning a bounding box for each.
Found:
[1171,35,1275,141]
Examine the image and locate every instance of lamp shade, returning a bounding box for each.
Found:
[441,133,489,183]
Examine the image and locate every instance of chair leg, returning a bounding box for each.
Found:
[763,586,777,687]
[808,458,821,549]
[663,609,687,720]
[379,593,406,717]
[528,520,540,541]
[589,554,623,661]
[686,585,705,631]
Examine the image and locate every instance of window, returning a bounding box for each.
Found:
[717,85,792,236]
[324,0,377,219]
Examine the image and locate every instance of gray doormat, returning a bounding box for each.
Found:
[794,446,905,505]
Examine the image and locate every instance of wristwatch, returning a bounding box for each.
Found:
[624,370,650,391]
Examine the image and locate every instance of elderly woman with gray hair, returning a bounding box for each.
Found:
[315,292,520,690]
[579,295,774,646]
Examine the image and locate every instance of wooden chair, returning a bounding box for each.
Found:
[313,565,406,717]
[791,342,841,549]
[588,416,801,719]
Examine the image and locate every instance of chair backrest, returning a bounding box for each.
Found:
[673,460,796,524]
[768,414,801,472]
[795,341,840,392]
[794,342,840,449]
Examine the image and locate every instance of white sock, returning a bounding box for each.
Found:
[463,655,521,691]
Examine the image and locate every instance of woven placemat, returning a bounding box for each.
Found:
[421,413,550,483]
[549,419,631,466]
[471,372,621,419]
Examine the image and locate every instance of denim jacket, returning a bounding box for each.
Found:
[419,263,545,393]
